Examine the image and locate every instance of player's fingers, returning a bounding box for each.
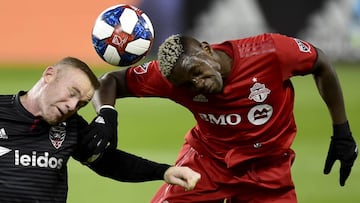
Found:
[86,134,108,155]
[339,166,350,186]
[185,173,201,191]
[178,168,201,191]
[80,126,97,144]
[323,155,336,174]
[164,166,201,190]
[339,157,356,186]
[86,134,100,150]
[173,178,190,190]
[94,137,109,153]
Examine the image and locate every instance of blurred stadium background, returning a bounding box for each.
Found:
[0,0,359,202]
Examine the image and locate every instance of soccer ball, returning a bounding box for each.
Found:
[92,4,154,67]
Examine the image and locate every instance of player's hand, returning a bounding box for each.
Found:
[163,166,201,191]
[79,106,118,163]
[324,121,358,186]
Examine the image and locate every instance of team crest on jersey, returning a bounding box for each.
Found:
[49,122,66,149]
[294,38,311,53]
[133,63,149,74]
[248,82,271,102]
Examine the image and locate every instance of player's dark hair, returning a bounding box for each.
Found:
[55,57,100,89]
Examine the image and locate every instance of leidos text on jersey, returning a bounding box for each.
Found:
[14,150,63,169]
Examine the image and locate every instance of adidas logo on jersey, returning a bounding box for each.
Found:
[193,94,208,102]
[0,128,8,139]
[95,116,105,124]
[0,146,11,156]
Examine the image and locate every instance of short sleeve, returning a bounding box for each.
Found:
[125,60,173,97]
[272,33,318,80]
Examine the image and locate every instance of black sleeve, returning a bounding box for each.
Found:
[88,148,171,182]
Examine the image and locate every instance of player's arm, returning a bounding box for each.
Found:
[312,48,347,124]
[88,148,169,181]
[73,116,200,190]
[90,69,129,150]
[88,148,200,190]
[312,47,357,186]
[92,69,129,112]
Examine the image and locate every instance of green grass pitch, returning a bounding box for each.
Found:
[0,63,359,202]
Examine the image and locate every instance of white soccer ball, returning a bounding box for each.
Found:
[92,4,154,67]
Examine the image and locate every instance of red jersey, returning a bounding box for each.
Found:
[126,33,317,168]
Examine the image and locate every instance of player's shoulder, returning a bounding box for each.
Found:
[0,94,19,117]
[267,33,311,47]
[127,60,161,76]
[0,94,16,106]
[243,33,294,44]
[224,33,281,47]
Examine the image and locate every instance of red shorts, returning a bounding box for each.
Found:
[151,142,297,203]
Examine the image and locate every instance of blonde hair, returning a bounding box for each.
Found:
[157,34,184,78]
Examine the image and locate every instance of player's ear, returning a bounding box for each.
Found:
[43,66,56,83]
[201,41,212,54]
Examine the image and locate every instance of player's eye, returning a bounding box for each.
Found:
[69,91,76,97]
[69,88,81,98]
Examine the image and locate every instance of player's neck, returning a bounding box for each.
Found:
[20,89,41,118]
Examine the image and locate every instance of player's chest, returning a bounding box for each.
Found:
[0,120,77,169]
[177,71,285,111]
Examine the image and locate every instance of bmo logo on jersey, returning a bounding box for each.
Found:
[198,104,273,126]
[198,113,242,125]
[14,150,63,169]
